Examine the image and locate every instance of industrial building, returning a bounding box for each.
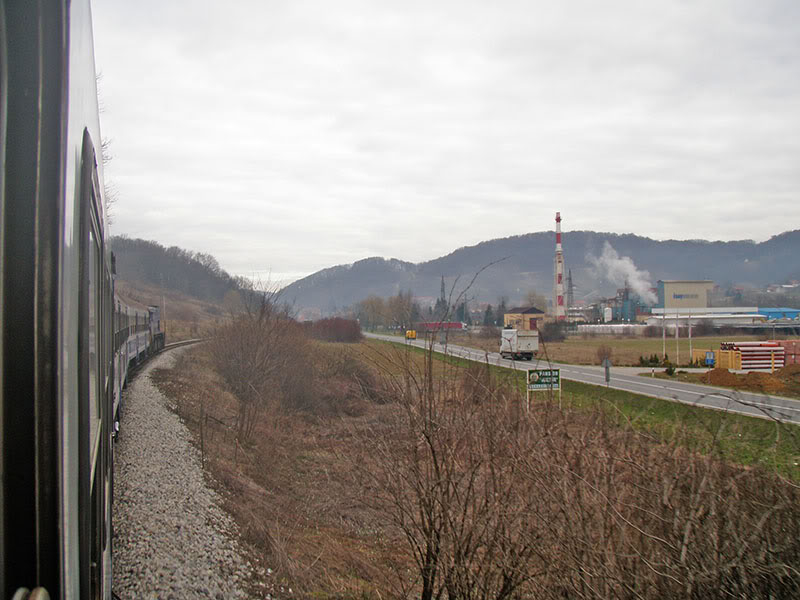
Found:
[656,280,714,309]
[647,306,800,332]
[601,286,654,322]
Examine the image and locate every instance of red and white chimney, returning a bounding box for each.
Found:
[554,212,566,321]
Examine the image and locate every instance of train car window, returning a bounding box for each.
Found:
[78,129,106,599]
[88,228,100,468]
[0,5,7,593]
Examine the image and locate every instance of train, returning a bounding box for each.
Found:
[1,1,164,598]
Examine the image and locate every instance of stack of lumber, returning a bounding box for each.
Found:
[771,340,799,366]
[720,341,784,370]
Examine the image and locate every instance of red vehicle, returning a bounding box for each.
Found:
[416,321,467,332]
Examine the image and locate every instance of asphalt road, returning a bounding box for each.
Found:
[364,332,800,425]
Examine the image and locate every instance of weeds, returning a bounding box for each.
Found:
[159,327,800,599]
[353,343,800,599]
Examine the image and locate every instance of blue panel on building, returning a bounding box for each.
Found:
[757,308,800,320]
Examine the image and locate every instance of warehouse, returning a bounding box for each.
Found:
[656,280,714,309]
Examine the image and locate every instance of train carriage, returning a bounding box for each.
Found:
[1,1,163,597]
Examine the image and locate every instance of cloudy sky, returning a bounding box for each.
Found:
[92,0,800,284]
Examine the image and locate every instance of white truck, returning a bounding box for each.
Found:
[500,328,539,361]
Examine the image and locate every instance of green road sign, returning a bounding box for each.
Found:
[527,368,560,391]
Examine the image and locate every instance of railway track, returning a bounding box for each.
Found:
[162,337,206,351]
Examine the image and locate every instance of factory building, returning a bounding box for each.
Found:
[656,280,714,309]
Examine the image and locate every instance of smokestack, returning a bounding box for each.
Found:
[554,212,566,321]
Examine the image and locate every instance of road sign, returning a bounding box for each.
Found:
[527,368,560,391]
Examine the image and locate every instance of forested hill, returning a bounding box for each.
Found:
[111,237,240,303]
[281,230,800,314]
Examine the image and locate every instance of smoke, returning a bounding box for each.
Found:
[587,242,657,304]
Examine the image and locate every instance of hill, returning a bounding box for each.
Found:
[110,237,245,341]
[111,236,241,304]
[281,230,800,314]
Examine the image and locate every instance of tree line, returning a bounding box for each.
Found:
[111,236,246,302]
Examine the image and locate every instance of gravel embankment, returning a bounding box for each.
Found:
[112,348,257,599]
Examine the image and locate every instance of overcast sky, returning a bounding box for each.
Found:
[93,0,800,285]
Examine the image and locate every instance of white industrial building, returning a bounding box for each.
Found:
[646,307,765,329]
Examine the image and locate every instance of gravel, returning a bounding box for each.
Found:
[112,348,261,599]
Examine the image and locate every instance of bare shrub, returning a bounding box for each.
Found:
[693,319,715,336]
[540,321,566,342]
[478,325,501,339]
[596,344,612,365]
[356,359,546,600]
[527,414,800,599]
[310,317,363,342]
[209,292,309,443]
[301,347,380,416]
[355,347,800,600]
[643,325,661,337]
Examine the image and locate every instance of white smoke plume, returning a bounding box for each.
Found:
[588,242,657,304]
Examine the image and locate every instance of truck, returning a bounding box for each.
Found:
[500,328,539,361]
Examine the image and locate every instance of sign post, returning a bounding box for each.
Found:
[526,368,561,411]
[601,358,612,387]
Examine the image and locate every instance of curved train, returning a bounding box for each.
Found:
[1,1,163,597]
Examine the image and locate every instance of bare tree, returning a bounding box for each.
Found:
[355,344,800,599]
[210,288,305,443]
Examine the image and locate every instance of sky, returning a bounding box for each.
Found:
[92,0,800,285]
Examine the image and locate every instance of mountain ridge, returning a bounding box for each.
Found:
[281,229,800,314]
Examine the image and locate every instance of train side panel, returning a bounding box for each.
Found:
[1,0,113,597]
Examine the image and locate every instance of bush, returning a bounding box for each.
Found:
[306,348,382,416]
[539,321,566,343]
[693,319,715,336]
[643,325,661,338]
[639,354,663,366]
[665,362,675,376]
[209,294,310,443]
[596,344,612,365]
[310,317,363,343]
[359,352,800,599]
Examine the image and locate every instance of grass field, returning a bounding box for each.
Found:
[446,331,773,366]
[369,339,800,480]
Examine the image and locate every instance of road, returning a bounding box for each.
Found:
[364,332,800,425]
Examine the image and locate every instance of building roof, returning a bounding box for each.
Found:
[657,280,714,284]
[506,306,545,315]
[758,308,800,320]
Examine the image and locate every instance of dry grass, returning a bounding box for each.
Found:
[153,334,800,599]
[448,331,773,366]
[154,343,405,598]
[649,364,800,399]
[115,279,226,342]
